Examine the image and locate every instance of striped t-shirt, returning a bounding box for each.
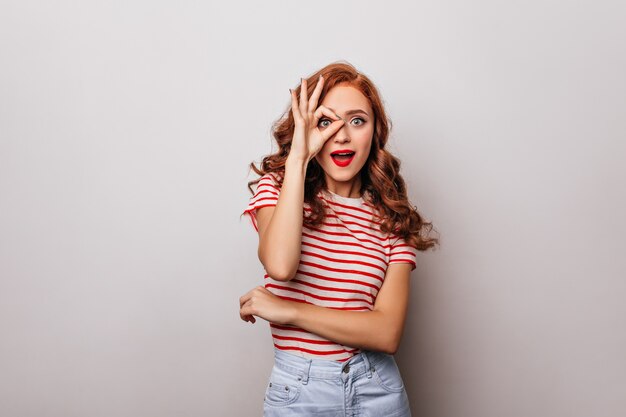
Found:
[242,172,418,362]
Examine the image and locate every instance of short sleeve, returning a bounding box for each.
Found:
[242,173,281,232]
[388,236,418,271]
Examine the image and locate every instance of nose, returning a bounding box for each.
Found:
[333,122,350,144]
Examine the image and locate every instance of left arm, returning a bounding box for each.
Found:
[239,262,413,354]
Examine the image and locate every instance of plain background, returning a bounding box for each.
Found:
[1,1,625,416]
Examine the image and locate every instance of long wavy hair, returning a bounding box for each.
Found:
[247,61,438,251]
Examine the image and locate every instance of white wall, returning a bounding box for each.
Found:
[1,1,625,416]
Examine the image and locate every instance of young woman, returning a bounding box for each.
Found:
[239,61,438,417]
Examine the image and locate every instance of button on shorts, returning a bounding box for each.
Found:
[263,347,411,417]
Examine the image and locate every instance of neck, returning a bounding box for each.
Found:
[325,176,362,199]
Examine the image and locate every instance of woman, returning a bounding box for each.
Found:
[239,61,438,416]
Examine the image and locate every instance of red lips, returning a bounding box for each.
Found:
[330,149,356,167]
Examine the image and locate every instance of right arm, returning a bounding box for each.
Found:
[255,75,344,281]
[256,157,307,281]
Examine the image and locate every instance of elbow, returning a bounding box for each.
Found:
[382,339,400,355]
[260,259,298,282]
[258,251,298,282]
[266,266,297,282]
[381,328,403,355]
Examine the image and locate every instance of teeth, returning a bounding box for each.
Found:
[333,152,354,156]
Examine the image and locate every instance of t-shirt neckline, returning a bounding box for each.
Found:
[321,188,366,206]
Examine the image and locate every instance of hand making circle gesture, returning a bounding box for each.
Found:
[288,75,345,163]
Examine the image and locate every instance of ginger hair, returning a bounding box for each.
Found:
[248,60,438,251]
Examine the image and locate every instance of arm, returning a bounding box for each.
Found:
[255,76,344,281]
[291,263,412,354]
[255,157,307,281]
[239,262,413,354]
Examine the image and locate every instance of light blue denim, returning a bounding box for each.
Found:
[263,347,412,417]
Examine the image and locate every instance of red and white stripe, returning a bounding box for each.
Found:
[243,173,417,362]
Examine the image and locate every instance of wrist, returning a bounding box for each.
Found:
[285,155,309,173]
[286,301,302,326]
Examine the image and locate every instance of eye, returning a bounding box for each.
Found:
[351,117,365,126]
[318,118,331,128]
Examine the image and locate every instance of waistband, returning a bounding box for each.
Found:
[272,347,389,385]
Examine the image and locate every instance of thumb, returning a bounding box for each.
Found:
[320,118,345,141]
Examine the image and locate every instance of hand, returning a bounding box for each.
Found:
[288,75,345,163]
[239,285,297,325]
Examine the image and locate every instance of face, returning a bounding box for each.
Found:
[314,84,374,196]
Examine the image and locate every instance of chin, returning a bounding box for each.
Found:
[327,176,353,185]
[324,168,361,183]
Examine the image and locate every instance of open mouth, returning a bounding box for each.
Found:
[330,150,356,167]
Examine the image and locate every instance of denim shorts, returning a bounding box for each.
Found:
[263,347,411,417]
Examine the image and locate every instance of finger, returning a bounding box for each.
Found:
[320,118,346,142]
[314,105,343,123]
[314,107,345,138]
[308,75,324,113]
[299,78,308,115]
[240,303,256,321]
[242,313,256,323]
[290,88,303,122]
[239,294,249,308]
[239,288,256,308]
[241,312,256,323]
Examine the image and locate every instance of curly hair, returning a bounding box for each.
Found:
[247,60,439,251]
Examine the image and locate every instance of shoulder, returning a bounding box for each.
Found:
[263,171,283,186]
[243,172,284,231]
[255,171,283,193]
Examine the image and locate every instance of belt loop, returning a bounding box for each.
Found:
[362,351,372,379]
[301,358,312,385]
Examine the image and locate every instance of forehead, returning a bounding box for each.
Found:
[321,85,372,115]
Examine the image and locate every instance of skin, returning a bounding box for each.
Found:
[313,83,374,198]
[239,75,412,355]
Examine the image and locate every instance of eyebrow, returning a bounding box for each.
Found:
[327,108,371,117]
